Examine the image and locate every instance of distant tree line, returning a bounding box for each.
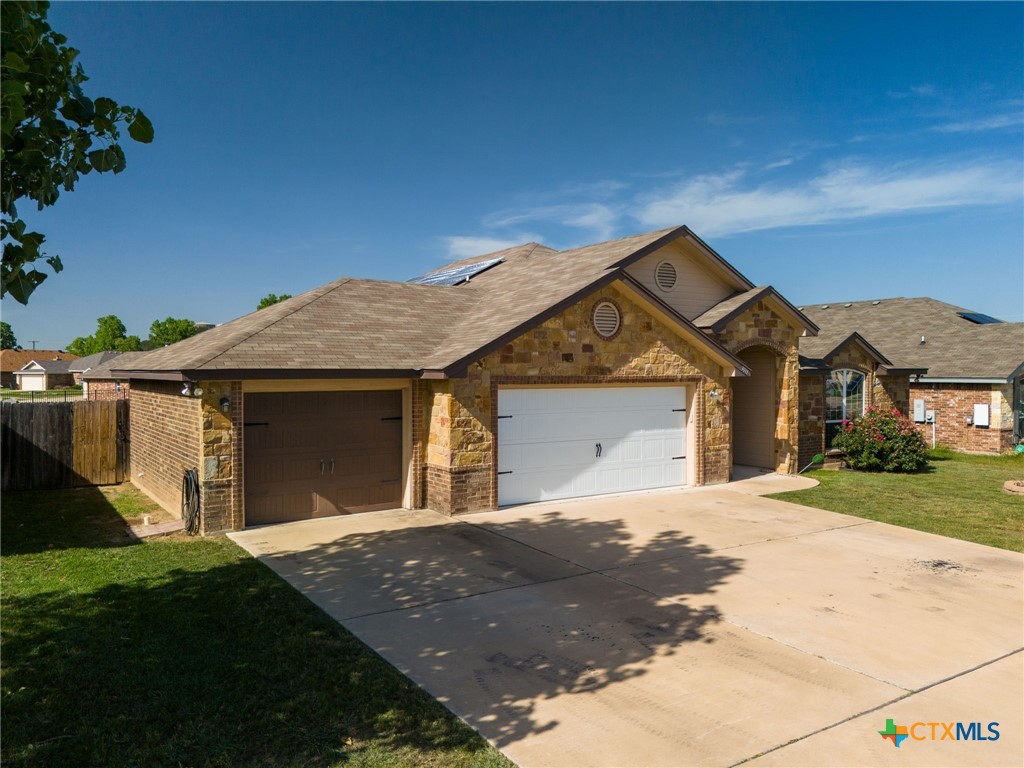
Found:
[7,292,293,356]
[66,315,203,356]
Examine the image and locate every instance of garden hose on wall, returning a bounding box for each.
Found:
[181,467,200,535]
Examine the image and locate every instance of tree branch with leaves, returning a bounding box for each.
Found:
[1,1,154,303]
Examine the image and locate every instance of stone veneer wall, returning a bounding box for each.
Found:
[129,379,201,517]
[711,299,801,475]
[197,380,243,533]
[797,342,915,465]
[909,382,1015,454]
[424,285,730,514]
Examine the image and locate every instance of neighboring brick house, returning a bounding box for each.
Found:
[0,349,76,388]
[799,298,1024,455]
[112,226,817,533]
[13,357,77,390]
[69,351,126,389]
[80,351,142,400]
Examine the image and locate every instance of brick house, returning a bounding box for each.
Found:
[0,349,76,388]
[13,357,77,390]
[69,351,126,391]
[798,298,1023,456]
[80,351,143,400]
[113,226,817,534]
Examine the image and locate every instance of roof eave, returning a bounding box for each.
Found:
[701,287,820,336]
[113,368,428,382]
[614,274,752,376]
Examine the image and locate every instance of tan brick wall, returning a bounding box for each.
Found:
[129,380,201,517]
[425,284,730,514]
[909,382,1014,454]
[712,299,802,475]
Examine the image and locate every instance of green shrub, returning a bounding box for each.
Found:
[833,407,929,472]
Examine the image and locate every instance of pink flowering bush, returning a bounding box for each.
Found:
[832,407,929,472]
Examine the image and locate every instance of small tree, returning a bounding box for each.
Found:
[67,314,141,355]
[832,407,929,472]
[0,320,17,349]
[257,293,292,310]
[2,1,154,303]
[148,316,198,347]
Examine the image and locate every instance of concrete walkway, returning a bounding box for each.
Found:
[230,482,1023,767]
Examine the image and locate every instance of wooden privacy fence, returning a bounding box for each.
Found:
[1,400,130,491]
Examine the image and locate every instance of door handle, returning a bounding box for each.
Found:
[330,458,335,476]
[320,459,325,476]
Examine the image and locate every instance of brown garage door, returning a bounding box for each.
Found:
[732,348,776,469]
[244,390,403,526]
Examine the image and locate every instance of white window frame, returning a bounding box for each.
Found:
[825,369,866,445]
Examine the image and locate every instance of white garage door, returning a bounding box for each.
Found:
[497,386,687,506]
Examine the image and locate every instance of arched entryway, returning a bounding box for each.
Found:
[732,346,779,470]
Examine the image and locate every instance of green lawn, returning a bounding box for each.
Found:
[768,449,1024,552]
[0,486,512,768]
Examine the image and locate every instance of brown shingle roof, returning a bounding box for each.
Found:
[692,286,818,335]
[82,351,148,380]
[1,349,77,373]
[799,297,1024,380]
[114,226,765,379]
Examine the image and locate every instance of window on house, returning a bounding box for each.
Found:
[825,369,865,446]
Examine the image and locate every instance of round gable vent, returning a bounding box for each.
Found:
[592,300,621,340]
[655,260,677,291]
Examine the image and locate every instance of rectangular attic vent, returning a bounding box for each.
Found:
[408,257,505,286]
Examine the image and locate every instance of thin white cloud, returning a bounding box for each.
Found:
[635,159,1022,237]
[932,113,1024,133]
[483,202,620,242]
[442,236,527,259]
[763,158,794,171]
[887,84,939,100]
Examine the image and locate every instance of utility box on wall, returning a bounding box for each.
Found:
[973,403,990,428]
[913,399,926,423]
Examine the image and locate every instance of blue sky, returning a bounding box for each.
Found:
[3,1,1022,349]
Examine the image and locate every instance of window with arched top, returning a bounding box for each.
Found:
[825,369,865,446]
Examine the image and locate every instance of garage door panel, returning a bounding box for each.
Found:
[498,387,686,506]
[246,491,319,526]
[244,390,403,526]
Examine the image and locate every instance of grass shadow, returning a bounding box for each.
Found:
[1,486,142,555]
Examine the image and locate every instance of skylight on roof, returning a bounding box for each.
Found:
[408,257,505,286]
[957,311,1004,325]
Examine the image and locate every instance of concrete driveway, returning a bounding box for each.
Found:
[230,482,1023,768]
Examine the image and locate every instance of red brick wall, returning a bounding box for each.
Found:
[129,380,201,516]
[87,380,130,401]
[909,382,1014,454]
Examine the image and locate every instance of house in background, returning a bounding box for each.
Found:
[81,351,144,400]
[69,351,127,391]
[13,356,77,390]
[798,298,1024,455]
[0,349,75,388]
[112,226,817,533]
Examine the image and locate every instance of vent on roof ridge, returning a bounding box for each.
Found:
[408,257,504,286]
